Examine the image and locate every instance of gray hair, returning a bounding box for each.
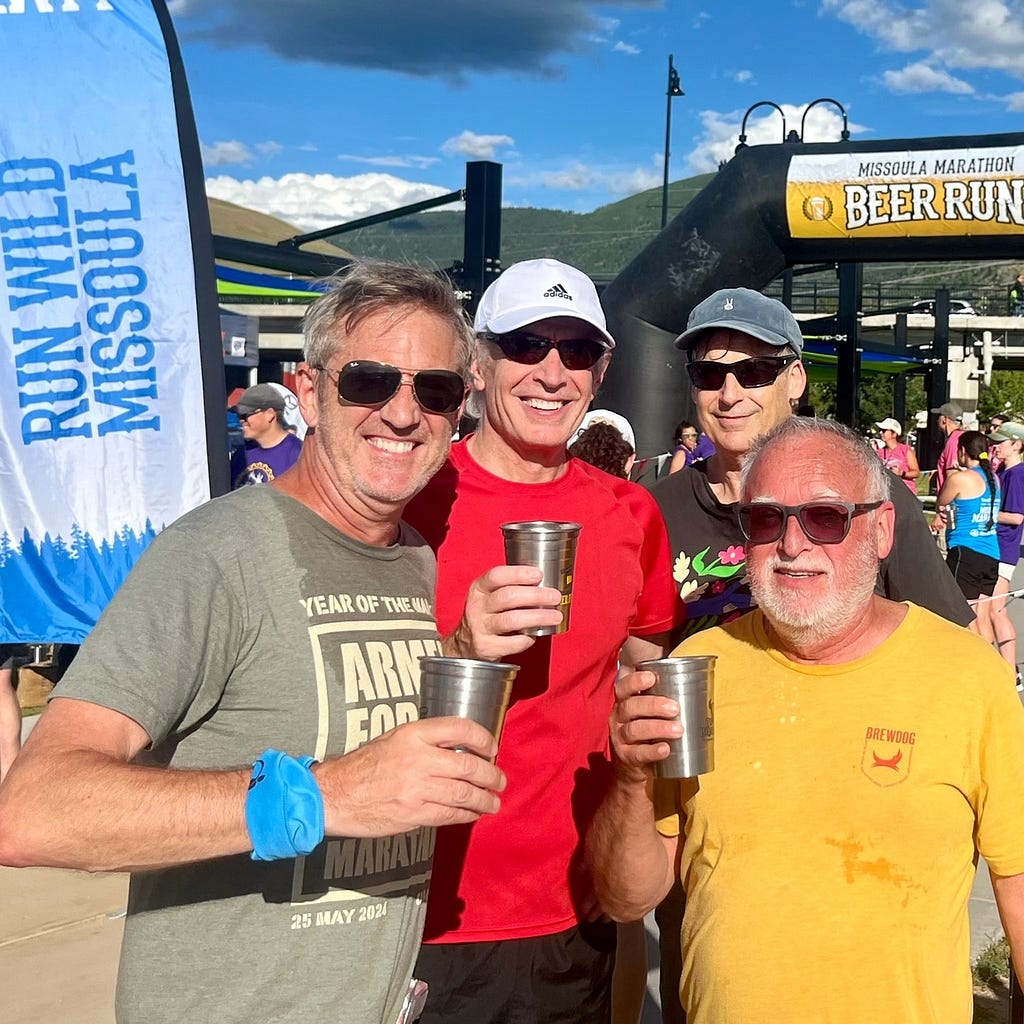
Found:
[302,259,475,378]
[741,417,889,503]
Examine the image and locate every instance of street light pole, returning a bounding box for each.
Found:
[661,53,684,230]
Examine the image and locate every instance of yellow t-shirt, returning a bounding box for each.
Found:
[655,603,1024,1024]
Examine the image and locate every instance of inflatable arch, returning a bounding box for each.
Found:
[600,130,1024,454]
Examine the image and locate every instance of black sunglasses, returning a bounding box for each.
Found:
[687,355,797,391]
[312,361,466,415]
[485,331,607,371]
[737,500,885,546]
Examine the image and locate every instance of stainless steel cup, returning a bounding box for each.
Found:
[418,656,519,760]
[638,656,716,778]
[501,521,581,636]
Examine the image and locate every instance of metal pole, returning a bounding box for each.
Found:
[461,160,503,317]
[836,262,862,429]
[1011,968,1023,1024]
[661,55,683,230]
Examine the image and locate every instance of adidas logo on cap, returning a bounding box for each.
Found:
[543,283,573,301]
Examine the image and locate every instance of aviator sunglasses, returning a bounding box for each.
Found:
[687,355,797,391]
[737,500,885,546]
[312,361,467,414]
[484,331,607,371]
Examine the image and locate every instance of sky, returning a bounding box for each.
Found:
[167,0,1024,232]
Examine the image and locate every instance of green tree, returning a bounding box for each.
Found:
[978,370,1024,423]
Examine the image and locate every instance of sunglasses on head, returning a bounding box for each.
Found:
[485,331,606,371]
[737,500,885,546]
[687,355,797,391]
[312,361,466,415]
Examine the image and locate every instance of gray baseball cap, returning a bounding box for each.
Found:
[233,383,286,416]
[674,288,804,357]
[929,402,963,421]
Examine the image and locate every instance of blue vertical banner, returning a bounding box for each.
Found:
[0,0,225,643]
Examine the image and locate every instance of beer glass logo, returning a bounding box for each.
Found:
[802,195,833,222]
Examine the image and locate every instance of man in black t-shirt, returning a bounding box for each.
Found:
[654,287,972,646]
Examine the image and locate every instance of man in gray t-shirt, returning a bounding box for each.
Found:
[0,261,506,1024]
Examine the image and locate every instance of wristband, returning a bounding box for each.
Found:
[246,749,325,861]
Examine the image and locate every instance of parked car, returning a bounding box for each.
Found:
[909,298,977,316]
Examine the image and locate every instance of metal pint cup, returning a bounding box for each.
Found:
[638,656,716,778]
[418,657,519,760]
[501,521,581,636]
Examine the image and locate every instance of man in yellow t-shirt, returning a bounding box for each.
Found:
[587,416,1024,1024]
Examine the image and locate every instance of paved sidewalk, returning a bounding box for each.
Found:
[1,863,126,1024]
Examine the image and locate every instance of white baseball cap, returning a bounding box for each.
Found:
[473,258,615,348]
[570,409,636,451]
[875,418,902,434]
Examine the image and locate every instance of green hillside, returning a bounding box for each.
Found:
[319,174,716,278]
[210,174,1021,304]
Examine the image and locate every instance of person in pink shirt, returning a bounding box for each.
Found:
[932,402,964,491]
[875,418,920,494]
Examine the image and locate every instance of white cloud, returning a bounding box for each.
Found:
[201,140,254,167]
[685,103,868,174]
[205,171,454,232]
[613,41,641,55]
[735,69,753,83]
[201,139,286,167]
[508,159,661,197]
[883,62,974,94]
[440,131,515,160]
[338,154,441,169]
[589,16,621,43]
[822,0,1024,77]
[1007,91,1024,111]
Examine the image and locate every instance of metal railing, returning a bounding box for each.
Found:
[764,280,1016,316]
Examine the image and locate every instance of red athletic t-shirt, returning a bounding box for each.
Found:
[402,439,678,943]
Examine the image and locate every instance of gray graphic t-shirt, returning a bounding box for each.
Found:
[55,487,440,1024]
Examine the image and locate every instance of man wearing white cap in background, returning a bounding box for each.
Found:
[403,258,677,1024]
[875,417,920,494]
[229,382,303,487]
[569,409,638,479]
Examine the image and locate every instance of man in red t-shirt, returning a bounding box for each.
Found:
[403,259,678,1024]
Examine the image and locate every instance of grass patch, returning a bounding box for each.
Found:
[974,936,1011,987]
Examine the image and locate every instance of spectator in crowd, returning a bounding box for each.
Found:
[989,413,1008,472]
[229,383,303,487]
[669,421,715,474]
[936,430,1000,640]
[1011,271,1024,317]
[0,260,506,1024]
[990,421,1024,688]
[569,409,637,479]
[648,287,973,1024]
[875,417,920,493]
[588,416,1024,1024]
[403,257,677,1024]
[932,401,964,492]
